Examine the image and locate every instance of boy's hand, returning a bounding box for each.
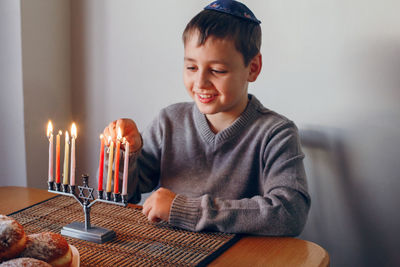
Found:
[103,118,142,152]
[142,188,176,223]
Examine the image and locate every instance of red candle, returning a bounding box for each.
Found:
[113,128,122,193]
[55,131,62,183]
[98,134,105,191]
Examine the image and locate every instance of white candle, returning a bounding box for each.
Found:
[47,121,54,182]
[70,123,77,186]
[122,138,129,195]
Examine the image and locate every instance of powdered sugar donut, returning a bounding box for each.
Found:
[20,232,72,267]
[0,215,27,261]
[0,257,52,267]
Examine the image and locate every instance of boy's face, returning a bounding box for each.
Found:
[183,32,256,119]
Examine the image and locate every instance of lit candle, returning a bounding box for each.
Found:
[63,131,70,185]
[98,134,105,191]
[113,128,122,194]
[70,123,77,186]
[47,121,54,182]
[122,137,129,195]
[106,136,114,193]
[56,131,62,184]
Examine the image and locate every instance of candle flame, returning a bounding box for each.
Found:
[58,130,62,136]
[47,121,53,138]
[65,131,69,142]
[71,123,77,139]
[117,127,122,140]
[100,134,104,140]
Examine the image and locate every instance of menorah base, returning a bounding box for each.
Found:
[61,222,116,244]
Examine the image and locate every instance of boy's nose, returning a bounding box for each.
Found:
[195,70,211,89]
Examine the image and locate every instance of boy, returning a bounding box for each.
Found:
[103,0,310,236]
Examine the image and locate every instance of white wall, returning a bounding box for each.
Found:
[0,0,27,186]
[0,0,72,188]
[20,0,72,188]
[255,1,400,266]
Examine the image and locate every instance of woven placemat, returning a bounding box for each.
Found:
[8,195,237,266]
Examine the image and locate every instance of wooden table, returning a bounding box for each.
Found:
[0,187,329,266]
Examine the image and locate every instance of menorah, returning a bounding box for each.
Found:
[48,175,128,244]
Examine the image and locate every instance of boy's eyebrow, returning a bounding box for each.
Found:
[184,57,195,62]
[184,57,228,65]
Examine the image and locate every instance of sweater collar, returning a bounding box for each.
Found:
[194,94,261,144]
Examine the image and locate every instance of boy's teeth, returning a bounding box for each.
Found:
[200,94,212,98]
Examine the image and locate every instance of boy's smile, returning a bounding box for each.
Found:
[183,31,261,132]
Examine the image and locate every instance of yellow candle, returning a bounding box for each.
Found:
[63,131,70,184]
[106,136,114,193]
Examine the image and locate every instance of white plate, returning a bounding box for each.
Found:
[70,245,80,267]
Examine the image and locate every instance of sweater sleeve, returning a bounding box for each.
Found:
[169,121,310,236]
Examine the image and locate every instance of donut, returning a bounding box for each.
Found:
[0,257,52,267]
[20,232,72,267]
[0,215,27,261]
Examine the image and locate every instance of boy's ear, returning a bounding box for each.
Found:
[247,53,262,82]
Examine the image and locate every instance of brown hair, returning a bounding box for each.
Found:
[182,10,261,66]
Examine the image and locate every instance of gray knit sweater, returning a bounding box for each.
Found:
[125,94,310,236]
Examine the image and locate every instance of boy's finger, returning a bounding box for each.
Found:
[142,204,151,219]
[108,121,117,141]
[103,128,110,145]
[142,197,151,215]
[116,119,124,131]
[148,211,161,223]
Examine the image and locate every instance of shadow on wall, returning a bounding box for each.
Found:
[70,0,108,187]
[299,127,391,267]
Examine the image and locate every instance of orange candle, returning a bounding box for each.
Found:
[55,130,62,183]
[113,128,122,193]
[98,134,105,191]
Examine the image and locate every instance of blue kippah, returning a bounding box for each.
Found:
[204,0,261,24]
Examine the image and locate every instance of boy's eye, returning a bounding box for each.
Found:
[211,69,227,74]
[186,66,196,71]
